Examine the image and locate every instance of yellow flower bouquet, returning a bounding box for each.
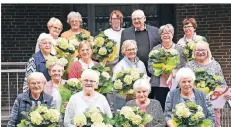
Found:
[113,68,145,95]
[113,106,153,127]
[17,105,60,127]
[93,32,117,65]
[172,101,212,127]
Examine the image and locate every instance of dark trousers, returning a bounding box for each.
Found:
[149,87,170,111]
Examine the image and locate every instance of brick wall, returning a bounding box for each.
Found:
[175,4,231,87]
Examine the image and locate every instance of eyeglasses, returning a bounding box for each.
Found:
[195,49,207,55]
[52,26,62,31]
[126,48,137,52]
[132,16,144,21]
[83,79,96,83]
[161,32,172,35]
[51,69,63,73]
[29,81,45,85]
[183,26,194,29]
[41,41,52,46]
[70,20,81,24]
[111,18,120,21]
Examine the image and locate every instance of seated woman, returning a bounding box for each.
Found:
[113,40,147,110]
[164,67,215,127]
[8,72,53,126]
[64,69,112,127]
[68,41,97,79]
[44,62,66,111]
[23,33,55,92]
[126,78,165,127]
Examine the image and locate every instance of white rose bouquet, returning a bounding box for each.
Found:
[17,105,60,127]
[148,48,180,76]
[90,63,113,94]
[45,55,68,69]
[113,106,153,127]
[172,101,212,127]
[113,68,145,95]
[73,107,113,127]
[93,32,117,65]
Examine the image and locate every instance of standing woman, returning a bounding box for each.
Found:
[148,24,187,111]
[61,11,90,39]
[104,10,124,69]
[23,33,55,92]
[35,17,63,55]
[177,18,206,47]
[68,41,98,79]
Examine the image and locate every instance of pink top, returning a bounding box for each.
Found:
[68,60,98,79]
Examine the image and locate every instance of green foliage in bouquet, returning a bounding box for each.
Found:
[59,78,82,113]
[194,68,223,94]
[45,56,68,69]
[113,68,145,95]
[91,63,113,94]
[72,107,113,127]
[148,48,180,76]
[17,105,60,127]
[93,32,117,65]
[172,101,212,127]
[113,106,153,127]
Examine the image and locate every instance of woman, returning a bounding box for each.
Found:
[44,62,66,111]
[68,41,98,79]
[23,33,55,92]
[104,10,124,69]
[61,11,90,39]
[64,69,112,127]
[126,78,165,127]
[35,17,63,55]
[186,41,230,127]
[8,72,53,126]
[113,40,147,110]
[148,24,186,110]
[164,67,215,127]
[177,18,206,47]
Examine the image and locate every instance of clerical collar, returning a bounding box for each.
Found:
[135,24,147,31]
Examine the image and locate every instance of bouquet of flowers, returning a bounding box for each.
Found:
[194,68,223,94]
[91,63,113,94]
[59,78,82,113]
[172,101,212,127]
[113,68,145,95]
[93,32,117,65]
[72,107,113,127]
[17,105,60,127]
[113,106,153,127]
[45,55,68,69]
[148,48,180,76]
[183,37,207,61]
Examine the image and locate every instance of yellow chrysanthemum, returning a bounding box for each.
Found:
[30,111,43,125]
[94,37,105,47]
[123,75,133,85]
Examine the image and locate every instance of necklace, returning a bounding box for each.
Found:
[162,43,173,49]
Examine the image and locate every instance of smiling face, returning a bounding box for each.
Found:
[79,43,92,60]
[81,75,98,93]
[161,29,173,44]
[111,13,121,30]
[179,76,194,96]
[39,38,52,54]
[183,23,195,37]
[48,23,62,39]
[135,87,149,104]
[28,77,45,95]
[132,11,146,31]
[49,64,64,83]
[124,43,137,60]
[194,43,209,62]
[70,17,81,30]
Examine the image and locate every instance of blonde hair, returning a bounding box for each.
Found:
[67,11,82,24]
[192,41,212,59]
[47,17,63,29]
[121,40,138,56]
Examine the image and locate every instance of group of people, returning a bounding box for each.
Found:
[8,9,231,127]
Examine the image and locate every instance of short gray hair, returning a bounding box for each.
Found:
[175,67,196,85]
[47,17,63,29]
[67,11,82,24]
[133,78,151,94]
[158,24,174,36]
[121,40,138,56]
[192,41,212,59]
[131,9,145,18]
[48,62,65,72]
[81,69,99,83]
[27,72,47,84]
[37,33,55,46]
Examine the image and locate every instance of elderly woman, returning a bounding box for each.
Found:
[61,11,90,39]
[126,78,165,127]
[8,72,53,126]
[35,17,63,55]
[113,40,147,110]
[104,10,124,68]
[148,24,187,110]
[68,41,97,79]
[186,41,230,127]
[44,62,66,111]
[164,67,215,127]
[23,33,55,92]
[177,18,206,47]
[64,69,112,127]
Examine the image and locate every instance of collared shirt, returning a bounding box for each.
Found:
[29,91,43,108]
[134,24,147,31]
